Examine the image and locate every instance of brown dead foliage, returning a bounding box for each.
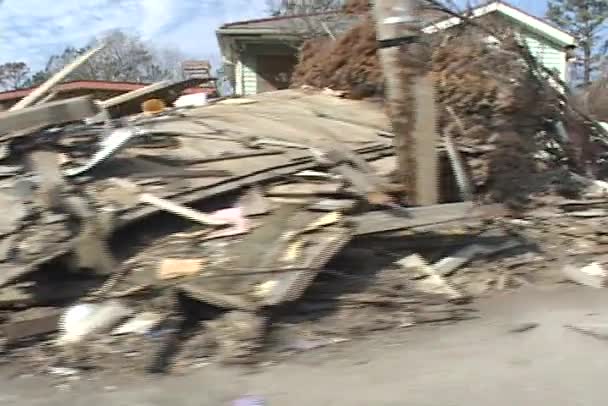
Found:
[293,17,382,96]
[343,0,370,15]
[577,77,608,122]
[291,10,564,205]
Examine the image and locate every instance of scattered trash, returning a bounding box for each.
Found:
[204,207,251,240]
[48,367,80,377]
[57,300,133,345]
[173,93,208,108]
[562,262,606,289]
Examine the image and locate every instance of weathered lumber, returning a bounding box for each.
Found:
[0,96,99,135]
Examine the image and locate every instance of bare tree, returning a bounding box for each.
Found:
[153,48,188,81]
[80,30,174,82]
[267,0,344,16]
[25,30,186,85]
[547,0,608,86]
[0,62,30,90]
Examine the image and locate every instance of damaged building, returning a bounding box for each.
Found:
[217,0,576,96]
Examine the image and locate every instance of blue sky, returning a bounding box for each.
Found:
[0,0,548,71]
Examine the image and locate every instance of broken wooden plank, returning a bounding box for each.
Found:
[238,186,272,217]
[106,178,229,226]
[0,285,33,307]
[123,144,393,224]
[434,245,489,277]
[443,131,473,201]
[353,202,475,236]
[434,239,522,277]
[23,144,394,277]
[567,209,608,218]
[10,45,104,111]
[559,199,608,211]
[323,147,392,205]
[34,92,58,106]
[309,198,357,212]
[158,258,205,280]
[99,81,171,109]
[266,182,343,197]
[0,96,99,135]
[97,78,204,119]
[4,308,62,344]
[0,264,37,289]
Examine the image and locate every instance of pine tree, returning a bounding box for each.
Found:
[546,0,608,85]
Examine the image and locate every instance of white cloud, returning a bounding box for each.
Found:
[0,0,268,71]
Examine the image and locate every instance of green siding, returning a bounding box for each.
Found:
[489,15,568,83]
[511,24,567,82]
[234,54,257,96]
[523,33,566,80]
[235,43,297,96]
[242,54,257,96]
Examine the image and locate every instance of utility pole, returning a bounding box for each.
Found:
[373,0,439,205]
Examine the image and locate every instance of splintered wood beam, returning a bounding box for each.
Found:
[0,96,100,135]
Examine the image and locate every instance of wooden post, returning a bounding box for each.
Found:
[373,0,439,205]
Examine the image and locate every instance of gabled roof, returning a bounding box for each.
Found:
[218,11,361,37]
[422,1,576,47]
[217,1,575,47]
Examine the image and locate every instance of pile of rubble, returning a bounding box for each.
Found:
[2,17,608,385]
[0,78,498,378]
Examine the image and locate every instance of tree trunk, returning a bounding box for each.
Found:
[583,44,592,86]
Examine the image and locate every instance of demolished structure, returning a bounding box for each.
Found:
[1,0,608,383]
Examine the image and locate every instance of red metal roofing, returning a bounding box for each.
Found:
[0,80,218,102]
[0,80,148,101]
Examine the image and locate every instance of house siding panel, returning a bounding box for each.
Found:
[235,59,243,95]
[242,54,258,96]
[524,33,566,81]
[234,55,258,96]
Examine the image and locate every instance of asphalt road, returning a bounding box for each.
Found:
[3,285,608,405]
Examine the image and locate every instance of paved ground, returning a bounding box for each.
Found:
[3,284,608,405]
